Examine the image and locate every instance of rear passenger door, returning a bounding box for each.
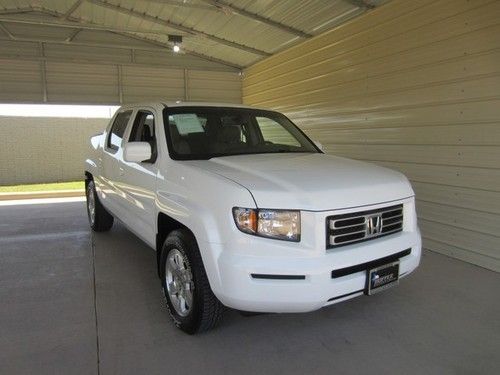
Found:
[101,109,133,218]
[118,109,158,246]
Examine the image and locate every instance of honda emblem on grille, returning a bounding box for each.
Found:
[366,214,382,236]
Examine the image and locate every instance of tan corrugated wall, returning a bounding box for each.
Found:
[243,0,500,272]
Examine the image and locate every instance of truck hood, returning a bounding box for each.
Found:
[187,153,414,211]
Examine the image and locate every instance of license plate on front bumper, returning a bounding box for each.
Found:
[366,261,399,295]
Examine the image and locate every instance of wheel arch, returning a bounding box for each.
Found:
[84,171,93,188]
[156,212,196,277]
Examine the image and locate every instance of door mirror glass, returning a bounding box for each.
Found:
[123,142,152,163]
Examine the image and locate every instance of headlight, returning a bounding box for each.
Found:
[232,207,300,242]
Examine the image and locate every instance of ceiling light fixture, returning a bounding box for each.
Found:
[169,35,182,53]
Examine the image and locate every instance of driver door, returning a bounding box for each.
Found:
[117,109,158,246]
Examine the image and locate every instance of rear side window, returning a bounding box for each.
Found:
[107,110,132,150]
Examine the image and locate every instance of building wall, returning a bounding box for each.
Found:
[0,116,108,185]
[243,0,500,272]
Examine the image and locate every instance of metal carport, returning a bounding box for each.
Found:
[0,1,499,374]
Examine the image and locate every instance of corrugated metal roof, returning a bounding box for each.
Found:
[0,0,390,68]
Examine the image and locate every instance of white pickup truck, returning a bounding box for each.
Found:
[85,102,421,334]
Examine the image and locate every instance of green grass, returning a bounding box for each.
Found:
[0,181,85,193]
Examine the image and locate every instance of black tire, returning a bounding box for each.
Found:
[86,179,114,232]
[160,229,225,334]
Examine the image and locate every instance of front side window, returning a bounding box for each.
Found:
[256,116,301,147]
[129,111,155,143]
[127,111,157,162]
[107,110,132,151]
[164,107,319,160]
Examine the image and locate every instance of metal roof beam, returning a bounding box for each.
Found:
[0,16,187,35]
[0,22,14,39]
[87,0,270,56]
[0,7,38,15]
[142,0,215,11]
[344,0,376,10]
[0,35,165,51]
[199,0,312,38]
[65,28,82,42]
[62,0,85,20]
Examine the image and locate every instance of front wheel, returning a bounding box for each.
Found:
[86,179,114,232]
[160,229,225,334]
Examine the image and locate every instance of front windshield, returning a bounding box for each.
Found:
[163,107,319,160]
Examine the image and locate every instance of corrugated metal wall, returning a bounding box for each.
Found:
[243,0,500,272]
[0,41,242,104]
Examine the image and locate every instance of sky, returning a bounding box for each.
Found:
[0,104,119,118]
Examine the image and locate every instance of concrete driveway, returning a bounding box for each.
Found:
[1,199,499,374]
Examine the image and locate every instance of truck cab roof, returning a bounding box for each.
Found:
[115,101,267,112]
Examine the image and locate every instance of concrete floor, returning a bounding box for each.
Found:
[0,199,499,375]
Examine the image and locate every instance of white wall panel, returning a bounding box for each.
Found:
[243,0,500,272]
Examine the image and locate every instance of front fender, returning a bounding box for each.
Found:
[155,162,256,296]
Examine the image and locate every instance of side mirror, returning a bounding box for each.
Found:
[314,140,324,152]
[123,142,152,163]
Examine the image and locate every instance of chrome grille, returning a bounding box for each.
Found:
[326,204,403,248]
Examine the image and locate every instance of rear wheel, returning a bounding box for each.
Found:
[160,229,225,334]
[86,179,114,232]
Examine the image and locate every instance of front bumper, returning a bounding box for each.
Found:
[203,229,421,313]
